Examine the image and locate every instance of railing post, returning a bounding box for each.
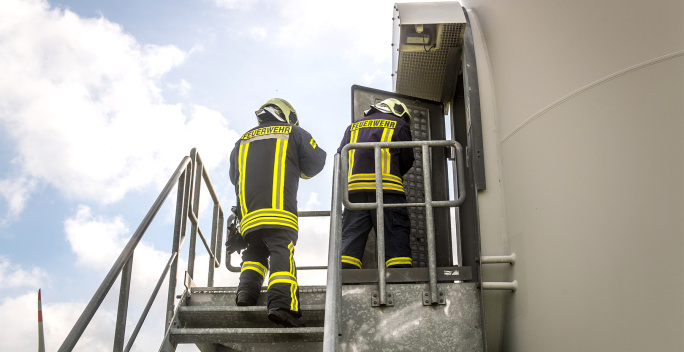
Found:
[187,149,202,280]
[422,144,439,304]
[113,256,133,352]
[166,164,191,327]
[374,145,388,305]
[323,154,343,352]
[207,204,222,286]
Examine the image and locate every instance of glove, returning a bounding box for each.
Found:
[225,214,247,254]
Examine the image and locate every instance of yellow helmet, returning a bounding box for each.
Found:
[258,98,299,126]
[372,98,411,122]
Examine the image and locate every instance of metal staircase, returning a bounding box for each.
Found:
[57,138,512,351]
[163,286,327,351]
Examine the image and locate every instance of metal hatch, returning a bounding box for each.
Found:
[392,1,466,107]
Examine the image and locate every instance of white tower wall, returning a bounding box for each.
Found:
[460,0,684,350]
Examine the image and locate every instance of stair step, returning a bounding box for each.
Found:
[170,327,324,344]
[187,286,327,307]
[178,305,326,328]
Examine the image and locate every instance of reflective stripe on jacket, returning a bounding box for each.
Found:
[230,121,326,235]
[337,112,414,194]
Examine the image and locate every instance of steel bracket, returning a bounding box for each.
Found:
[371,291,394,307]
[183,271,196,293]
[422,290,446,305]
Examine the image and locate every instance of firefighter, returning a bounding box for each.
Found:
[337,98,414,270]
[229,98,326,328]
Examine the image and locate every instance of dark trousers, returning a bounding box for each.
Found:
[340,192,412,269]
[237,227,301,316]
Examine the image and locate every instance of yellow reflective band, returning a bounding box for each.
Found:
[386,257,413,267]
[240,218,298,233]
[287,242,298,310]
[348,182,405,193]
[288,242,295,276]
[240,208,299,233]
[267,278,298,288]
[348,173,404,192]
[310,138,317,149]
[242,126,292,140]
[242,208,297,225]
[380,127,389,174]
[350,119,397,131]
[242,208,298,222]
[267,273,299,311]
[272,140,282,209]
[269,271,296,281]
[279,140,288,209]
[348,129,358,181]
[238,143,250,216]
[348,184,404,192]
[241,261,268,277]
[349,173,403,184]
[341,255,362,268]
[382,127,395,174]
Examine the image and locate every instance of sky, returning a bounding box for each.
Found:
[0,0,450,350]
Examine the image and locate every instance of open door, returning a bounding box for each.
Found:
[349,85,454,269]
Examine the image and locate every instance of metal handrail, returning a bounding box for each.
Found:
[340,140,466,210]
[339,139,466,306]
[59,149,225,352]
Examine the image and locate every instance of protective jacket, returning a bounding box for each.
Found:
[337,112,414,194]
[230,119,326,236]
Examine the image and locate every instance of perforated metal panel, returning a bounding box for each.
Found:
[403,106,431,267]
[394,23,465,102]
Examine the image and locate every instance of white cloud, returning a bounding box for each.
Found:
[63,205,181,294]
[248,26,267,39]
[363,69,388,85]
[0,177,36,225]
[275,0,395,64]
[304,191,321,210]
[167,79,191,96]
[0,0,239,217]
[0,290,145,352]
[0,255,49,289]
[0,257,117,352]
[213,0,261,10]
[65,205,127,270]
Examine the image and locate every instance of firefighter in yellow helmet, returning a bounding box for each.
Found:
[229,98,326,327]
[337,98,414,270]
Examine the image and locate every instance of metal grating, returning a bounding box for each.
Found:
[402,106,431,267]
[395,23,465,101]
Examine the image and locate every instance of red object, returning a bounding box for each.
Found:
[38,289,43,322]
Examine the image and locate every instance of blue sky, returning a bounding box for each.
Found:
[0,0,447,350]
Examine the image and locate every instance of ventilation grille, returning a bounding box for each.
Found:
[395,23,465,102]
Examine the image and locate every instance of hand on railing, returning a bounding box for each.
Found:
[225,206,247,255]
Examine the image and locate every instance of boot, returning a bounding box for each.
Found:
[267,308,305,328]
[235,292,257,306]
